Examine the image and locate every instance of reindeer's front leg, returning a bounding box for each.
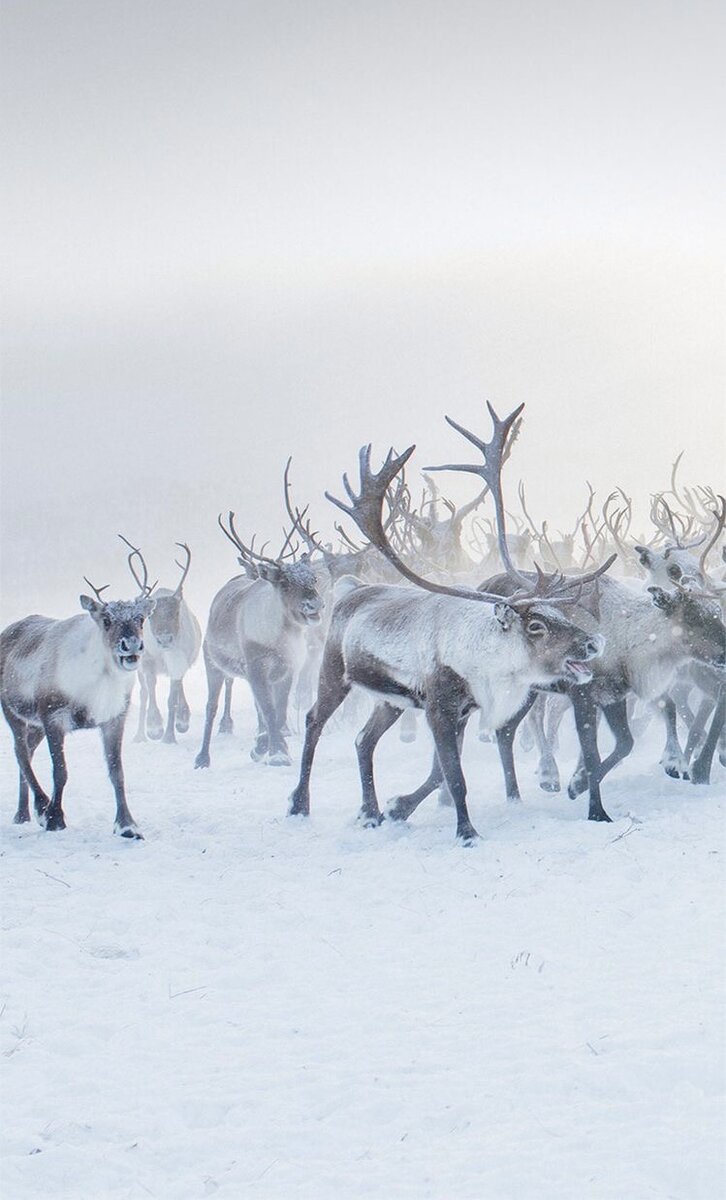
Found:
[659,693,690,779]
[247,646,290,765]
[568,687,612,822]
[496,692,536,802]
[426,670,479,844]
[690,685,725,785]
[134,670,149,742]
[101,712,142,838]
[145,664,163,740]
[175,679,191,733]
[162,680,180,744]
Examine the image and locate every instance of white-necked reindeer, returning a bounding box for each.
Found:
[195,514,325,769]
[289,406,611,843]
[1,560,155,837]
[124,539,202,744]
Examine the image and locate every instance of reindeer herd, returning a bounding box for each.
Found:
[1,404,724,844]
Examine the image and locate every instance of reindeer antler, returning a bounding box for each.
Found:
[118,535,158,597]
[173,543,192,595]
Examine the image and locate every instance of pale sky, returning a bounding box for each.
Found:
[1,0,724,622]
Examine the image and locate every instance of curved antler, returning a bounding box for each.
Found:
[173,543,192,595]
[118,535,158,597]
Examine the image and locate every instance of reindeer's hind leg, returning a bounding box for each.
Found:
[42,719,69,832]
[3,704,50,825]
[389,716,469,821]
[145,664,163,740]
[426,670,479,843]
[568,688,612,822]
[355,702,403,825]
[218,678,234,735]
[13,723,45,824]
[289,646,350,817]
[529,694,560,792]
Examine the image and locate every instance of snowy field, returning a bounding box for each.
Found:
[2,671,724,1200]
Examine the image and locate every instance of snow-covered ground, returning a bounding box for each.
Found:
[2,672,724,1200]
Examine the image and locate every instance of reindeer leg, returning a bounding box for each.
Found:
[660,694,690,779]
[529,693,560,792]
[690,686,725,785]
[3,705,50,824]
[101,712,142,838]
[426,670,479,844]
[568,687,612,822]
[195,649,225,769]
[133,670,149,742]
[355,702,403,825]
[683,696,712,762]
[246,650,290,765]
[250,699,269,761]
[399,708,418,743]
[145,665,163,740]
[218,678,234,735]
[42,719,69,832]
[289,647,350,816]
[596,698,634,782]
[496,693,536,802]
[162,680,180,744]
[12,722,45,824]
[175,679,191,733]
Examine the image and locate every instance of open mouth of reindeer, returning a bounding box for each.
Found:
[564,659,594,684]
[117,652,141,671]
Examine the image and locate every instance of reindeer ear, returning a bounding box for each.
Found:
[80,595,103,616]
[494,602,516,630]
[647,586,677,613]
[634,545,652,567]
[140,596,156,617]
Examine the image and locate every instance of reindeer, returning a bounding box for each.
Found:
[124,539,202,744]
[1,560,155,837]
[195,512,325,769]
[288,405,610,843]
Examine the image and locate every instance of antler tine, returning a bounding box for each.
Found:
[424,402,531,588]
[218,512,279,568]
[173,542,192,594]
[282,457,327,558]
[118,534,157,596]
[83,576,110,603]
[518,480,543,541]
[698,496,726,577]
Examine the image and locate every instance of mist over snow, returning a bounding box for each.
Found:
[1,1,725,1198]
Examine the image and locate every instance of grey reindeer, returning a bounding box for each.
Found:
[122,538,202,744]
[288,405,610,843]
[195,512,325,769]
[1,555,156,838]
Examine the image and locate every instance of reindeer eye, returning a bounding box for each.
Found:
[526,619,547,637]
[667,563,682,581]
[103,614,112,630]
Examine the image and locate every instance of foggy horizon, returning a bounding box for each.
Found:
[2,0,724,624]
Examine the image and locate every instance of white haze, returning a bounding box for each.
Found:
[1,0,725,626]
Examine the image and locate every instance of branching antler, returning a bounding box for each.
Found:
[698,496,726,577]
[83,576,110,602]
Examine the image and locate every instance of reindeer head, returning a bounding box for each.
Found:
[492,600,604,686]
[145,543,192,648]
[648,587,725,670]
[634,544,704,590]
[218,511,325,627]
[80,595,156,671]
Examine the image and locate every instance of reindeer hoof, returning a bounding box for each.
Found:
[288,794,309,817]
[133,733,147,744]
[267,751,292,767]
[588,809,612,823]
[567,774,588,799]
[45,811,67,832]
[217,719,234,735]
[162,733,177,745]
[13,812,31,824]
[539,780,561,793]
[458,827,480,846]
[175,718,190,734]
[147,727,163,741]
[116,826,144,840]
[194,753,210,769]
[359,810,385,827]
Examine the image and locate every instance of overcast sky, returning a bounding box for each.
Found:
[1,0,724,622]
